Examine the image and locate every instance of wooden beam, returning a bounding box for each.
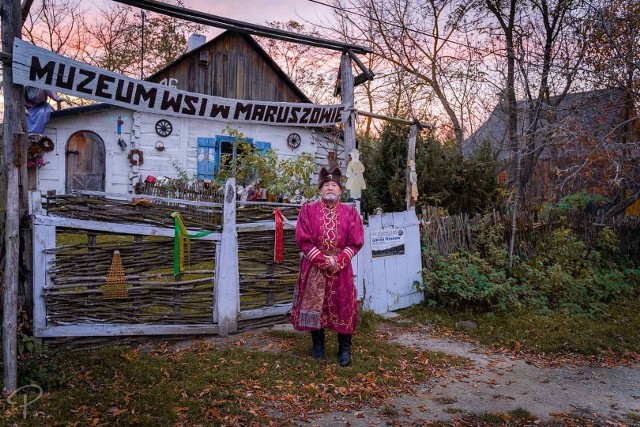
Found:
[33,215,221,241]
[0,51,12,62]
[340,53,357,157]
[354,73,372,87]
[346,49,375,80]
[239,303,292,321]
[35,323,219,338]
[74,190,224,208]
[2,0,25,394]
[112,0,373,54]
[406,125,419,211]
[355,109,417,126]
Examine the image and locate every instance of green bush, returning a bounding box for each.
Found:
[421,218,640,314]
[360,124,502,214]
[422,251,520,312]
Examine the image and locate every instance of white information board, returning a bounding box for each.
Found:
[371,228,405,258]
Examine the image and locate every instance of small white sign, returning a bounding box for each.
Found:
[371,228,405,258]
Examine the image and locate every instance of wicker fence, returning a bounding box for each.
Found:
[31,179,304,338]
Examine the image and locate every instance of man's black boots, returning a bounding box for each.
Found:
[310,329,325,360]
[337,334,352,367]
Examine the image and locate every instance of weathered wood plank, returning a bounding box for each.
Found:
[215,179,239,336]
[36,323,219,337]
[239,303,291,321]
[32,223,55,338]
[340,53,356,156]
[33,215,222,240]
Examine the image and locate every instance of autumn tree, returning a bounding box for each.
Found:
[321,0,483,149]
[475,0,587,263]
[583,0,640,215]
[257,21,338,105]
[23,0,203,79]
[22,0,88,58]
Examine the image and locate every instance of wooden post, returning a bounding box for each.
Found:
[340,52,357,160]
[215,178,239,336]
[2,0,26,393]
[31,192,54,338]
[406,124,418,211]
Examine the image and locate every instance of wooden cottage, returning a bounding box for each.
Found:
[31,31,342,195]
[465,88,640,207]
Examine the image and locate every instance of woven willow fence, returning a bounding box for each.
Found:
[44,231,216,325]
[33,184,305,338]
[44,192,224,230]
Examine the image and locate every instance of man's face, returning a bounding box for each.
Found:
[320,181,342,203]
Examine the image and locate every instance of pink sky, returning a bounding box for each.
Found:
[0,0,334,115]
[182,0,331,28]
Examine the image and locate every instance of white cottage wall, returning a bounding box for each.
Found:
[36,107,321,196]
[37,108,134,194]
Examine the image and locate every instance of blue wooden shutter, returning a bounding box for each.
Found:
[197,137,217,180]
[254,141,272,155]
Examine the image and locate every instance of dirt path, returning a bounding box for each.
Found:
[303,324,640,426]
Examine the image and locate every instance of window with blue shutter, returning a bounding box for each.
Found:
[254,141,272,154]
[197,137,217,180]
[197,136,269,180]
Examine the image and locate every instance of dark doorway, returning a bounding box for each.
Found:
[65,131,106,193]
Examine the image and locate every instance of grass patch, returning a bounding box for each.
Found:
[401,301,640,355]
[1,324,461,426]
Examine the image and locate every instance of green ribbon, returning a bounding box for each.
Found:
[172,212,214,277]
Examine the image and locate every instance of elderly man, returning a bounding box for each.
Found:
[290,167,364,366]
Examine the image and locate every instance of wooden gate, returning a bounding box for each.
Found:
[357,210,423,314]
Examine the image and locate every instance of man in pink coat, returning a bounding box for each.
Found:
[290,167,364,366]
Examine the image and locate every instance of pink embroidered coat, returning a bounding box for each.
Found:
[290,200,364,335]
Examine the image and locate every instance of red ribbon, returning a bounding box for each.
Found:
[273,209,284,264]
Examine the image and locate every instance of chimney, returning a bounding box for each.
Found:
[187,34,206,51]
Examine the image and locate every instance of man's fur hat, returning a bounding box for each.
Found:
[318,167,343,189]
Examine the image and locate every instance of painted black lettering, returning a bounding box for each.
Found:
[318,107,333,124]
[29,56,55,85]
[181,95,198,115]
[115,80,134,103]
[76,69,96,95]
[250,104,266,121]
[210,104,230,119]
[55,64,75,90]
[276,106,290,123]
[160,91,183,112]
[234,102,253,120]
[134,84,157,108]
[288,107,301,123]
[309,108,321,124]
[264,105,278,122]
[333,106,345,123]
[299,107,311,124]
[198,98,208,116]
[95,74,115,99]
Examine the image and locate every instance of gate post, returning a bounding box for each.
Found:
[215,179,239,336]
[31,191,55,337]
